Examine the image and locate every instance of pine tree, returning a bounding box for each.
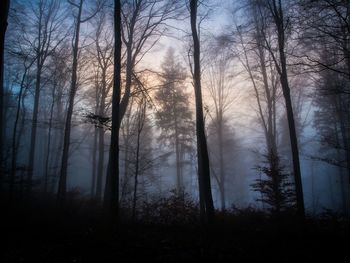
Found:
[252,151,296,214]
[155,48,194,195]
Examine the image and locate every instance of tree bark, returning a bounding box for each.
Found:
[96,93,106,201]
[218,113,225,210]
[27,61,42,195]
[269,0,305,219]
[104,0,122,221]
[132,100,145,221]
[173,87,182,195]
[10,67,29,199]
[57,0,83,205]
[44,82,57,193]
[0,0,9,191]
[91,126,98,197]
[190,0,214,223]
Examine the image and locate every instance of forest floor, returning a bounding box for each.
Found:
[2,196,349,263]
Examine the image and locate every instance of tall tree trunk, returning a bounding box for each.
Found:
[44,84,57,193]
[118,2,141,124]
[190,0,214,223]
[132,120,141,220]
[334,116,348,213]
[0,0,10,191]
[336,97,350,184]
[51,93,64,193]
[27,2,45,195]
[271,0,305,219]
[104,0,121,220]
[218,114,225,210]
[175,127,181,193]
[173,88,182,195]
[27,62,42,195]
[132,99,146,221]
[10,69,29,198]
[279,52,305,219]
[91,126,98,197]
[96,92,106,201]
[91,83,99,198]
[96,125,105,201]
[119,46,132,124]
[57,0,83,205]
[18,92,27,199]
[119,104,132,203]
[132,133,140,221]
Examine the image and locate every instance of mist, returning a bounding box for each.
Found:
[1,0,349,262]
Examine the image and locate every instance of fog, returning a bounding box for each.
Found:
[1,0,349,218]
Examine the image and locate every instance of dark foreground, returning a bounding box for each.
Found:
[2,198,349,263]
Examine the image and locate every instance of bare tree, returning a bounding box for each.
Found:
[263,0,305,218]
[299,0,350,191]
[57,0,101,205]
[119,0,182,124]
[204,47,236,211]
[89,10,114,201]
[10,55,35,198]
[43,48,69,193]
[190,0,214,223]
[132,96,146,221]
[104,0,122,220]
[227,2,287,212]
[26,0,67,195]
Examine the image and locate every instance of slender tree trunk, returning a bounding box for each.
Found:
[175,127,181,193]
[280,62,305,219]
[51,95,64,193]
[270,0,305,219]
[27,62,42,195]
[334,118,348,213]
[190,0,214,223]
[218,114,225,210]
[121,101,132,202]
[173,89,182,195]
[91,126,98,197]
[336,98,350,183]
[10,70,28,198]
[132,99,146,220]
[96,125,105,201]
[18,93,27,199]
[118,2,141,124]
[44,84,57,193]
[119,45,133,124]
[0,0,10,191]
[57,0,83,205]
[132,122,141,221]
[310,159,316,214]
[104,0,121,221]
[96,92,106,201]
[27,2,45,195]
[123,133,129,189]
[91,83,99,198]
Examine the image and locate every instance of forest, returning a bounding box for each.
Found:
[1,0,350,262]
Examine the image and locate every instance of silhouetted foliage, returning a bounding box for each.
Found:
[139,189,199,225]
[252,151,296,214]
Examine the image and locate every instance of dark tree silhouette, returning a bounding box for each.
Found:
[264,0,305,219]
[0,0,10,191]
[190,0,214,223]
[252,151,296,214]
[104,0,122,221]
[58,0,100,205]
